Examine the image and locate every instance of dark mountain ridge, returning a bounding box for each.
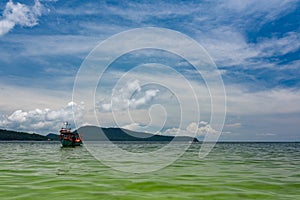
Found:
[76,126,199,142]
[0,126,199,142]
[0,129,50,141]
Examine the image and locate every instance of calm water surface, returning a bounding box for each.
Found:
[0,142,299,200]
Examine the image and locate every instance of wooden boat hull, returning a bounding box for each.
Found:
[60,138,82,147]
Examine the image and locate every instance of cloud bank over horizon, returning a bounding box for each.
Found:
[0,101,84,134]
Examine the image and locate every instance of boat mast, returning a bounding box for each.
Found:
[63,121,71,130]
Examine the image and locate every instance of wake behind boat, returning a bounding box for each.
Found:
[58,122,82,147]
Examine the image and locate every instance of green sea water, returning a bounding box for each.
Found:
[0,142,299,200]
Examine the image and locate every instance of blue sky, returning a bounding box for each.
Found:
[0,0,299,141]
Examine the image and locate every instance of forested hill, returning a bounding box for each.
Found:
[0,129,49,141]
[0,127,199,142]
[76,126,199,142]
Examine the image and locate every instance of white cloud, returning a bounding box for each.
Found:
[256,132,277,136]
[225,123,242,128]
[121,121,218,138]
[223,0,297,27]
[7,109,28,123]
[98,79,159,112]
[0,0,42,36]
[0,101,85,134]
[130,89,159,108]
[0,20,14,36]
[1,34,100,57]
[256,32,300,57]
[0,81,73,113]
[181,1,299,70]
[160,122,218,138]
[197,26,259,67]
[121,122,142,131]
[227,86,300,115]
[196,27,300,70]
[199,121,208,125]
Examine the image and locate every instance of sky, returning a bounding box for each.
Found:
[0,0,299,141]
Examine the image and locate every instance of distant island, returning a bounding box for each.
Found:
[76,126,199,142]
[0,129,51,141]
[0,126,199,142]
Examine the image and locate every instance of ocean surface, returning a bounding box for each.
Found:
[0,142,299,200]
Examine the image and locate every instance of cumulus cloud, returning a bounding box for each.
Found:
[121,122,142,131]
[122,121,218,138]
[0,101,85,134]
[98,79,159,112]
[130,89,160,108]
[162,122,218,138]
[0,0,42,36]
